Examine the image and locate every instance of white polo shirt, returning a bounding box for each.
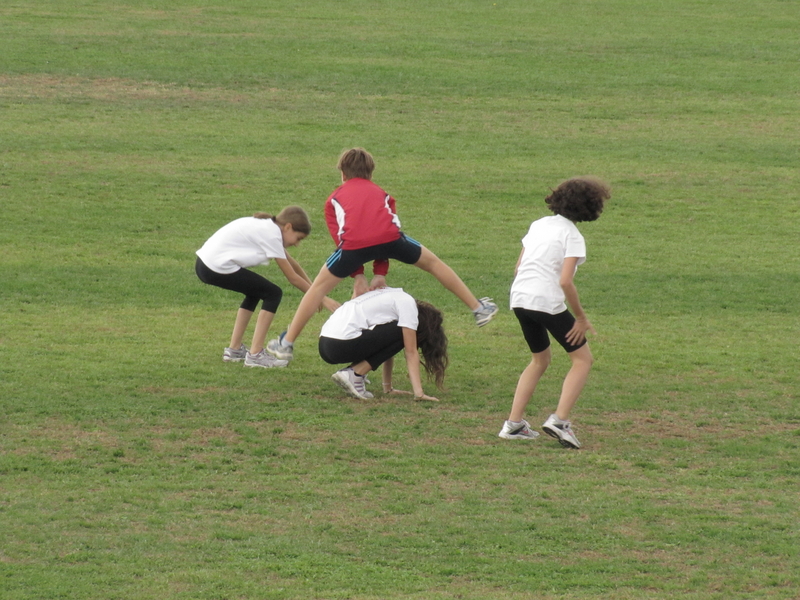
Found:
[196,217,286,274]
[320,287,419,340]
[510,215,586,315]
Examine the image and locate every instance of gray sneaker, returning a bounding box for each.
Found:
[244,349,289,369]
[473,297,499,327]
[498,419,540,440]
[266,334,294,361]
[331,368,374,399]
[542,414,581,449]
[223,344,248,362]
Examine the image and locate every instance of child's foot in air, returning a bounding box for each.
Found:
[266,332,294,361]
[473,297,499,327]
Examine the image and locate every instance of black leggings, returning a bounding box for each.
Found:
[318,321,404,371]
[513,307,586,354]
[195,257,282,313]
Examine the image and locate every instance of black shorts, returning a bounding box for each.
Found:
[195,257,283,313]
[318,321,405,371]
[325,234,423,278]
[513,307,586,354]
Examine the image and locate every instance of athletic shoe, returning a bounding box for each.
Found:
[223,344,248,362]
[331,368,374,399]
[244,349,289,369]
[498,419,540,440]
[473,297,499,327]
[542,414,582,449]
[266,332,294,361]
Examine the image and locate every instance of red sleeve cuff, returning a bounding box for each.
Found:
[372,260,389,277]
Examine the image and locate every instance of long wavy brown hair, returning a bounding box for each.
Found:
[415,301,449,390]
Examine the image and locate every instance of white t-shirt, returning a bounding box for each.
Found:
[320,287,419,341]
[196,217,287,274]
[510,215,586,314]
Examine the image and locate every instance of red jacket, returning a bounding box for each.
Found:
[325,178,402,277]
[325,178,402,250]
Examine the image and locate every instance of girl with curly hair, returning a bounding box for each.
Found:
[498,177,610,448]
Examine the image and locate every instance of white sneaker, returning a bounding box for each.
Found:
[542,414,581,449]
[223,344,248,362]
[473,297,499,327]
[331,368,374,399]
[266,333,294,361]
[244,349,289,369]
[498,419,539,440]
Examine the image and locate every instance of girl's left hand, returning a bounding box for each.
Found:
[414,393,439,402]
[565,317,595,346]
[384,387,412,396]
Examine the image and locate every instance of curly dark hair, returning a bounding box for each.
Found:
[415,301,449,390]
[545,176,610,222]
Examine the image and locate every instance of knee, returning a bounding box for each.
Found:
[571,346,594,369]
[267,285,283,305]
[531,351,551,370]
[260,286,282,313]
[242,297,260,312]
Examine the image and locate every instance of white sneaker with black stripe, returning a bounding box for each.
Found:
[498,419,539,440]
[542,414,581,449]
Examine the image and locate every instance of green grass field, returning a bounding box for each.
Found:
[1,1,799,598]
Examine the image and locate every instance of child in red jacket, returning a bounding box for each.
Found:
[268,148,498,361]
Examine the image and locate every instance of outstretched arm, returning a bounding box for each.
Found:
[380,356,412,396]
[369,260,389,290]
[351,260,389,298]
[275,256,340,312]
[402,327,438,401]
[284,253,313,287]
[351,272,369,298]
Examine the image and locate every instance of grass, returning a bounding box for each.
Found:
[1,0,799,598]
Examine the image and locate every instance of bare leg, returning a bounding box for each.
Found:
[350,360,372,376]
[249,310,276,354]
[508,348,551,422]
[414,246,481,311]
[555,344,593,421]
[284,266,343,344]
[230,308,254,349]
